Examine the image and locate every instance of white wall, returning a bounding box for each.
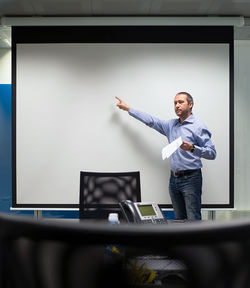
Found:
[234,40,250,210]
[0,49,11,84]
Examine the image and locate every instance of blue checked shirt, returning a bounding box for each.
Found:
[128,108,216,172]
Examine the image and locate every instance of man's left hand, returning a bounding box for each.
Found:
[180,141,193,151]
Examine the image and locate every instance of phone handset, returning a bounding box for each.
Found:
[119,200,141,224]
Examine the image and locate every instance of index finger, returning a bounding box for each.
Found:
[115,96,122,102]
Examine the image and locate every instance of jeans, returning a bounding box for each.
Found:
[169,169,202,220]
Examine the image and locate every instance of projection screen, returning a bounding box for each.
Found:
[12,26,234,208]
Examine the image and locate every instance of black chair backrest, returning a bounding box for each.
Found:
[1,213,250,288]
[79,171,141,219]
[0,213,128,288]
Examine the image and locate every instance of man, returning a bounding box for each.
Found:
[115,92,216,220]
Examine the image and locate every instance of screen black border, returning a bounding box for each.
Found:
[12,25,234,209]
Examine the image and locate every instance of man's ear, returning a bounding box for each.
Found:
[189,101,193,110]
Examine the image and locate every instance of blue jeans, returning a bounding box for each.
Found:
[169,170,202,220]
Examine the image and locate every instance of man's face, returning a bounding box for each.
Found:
[174,94,192,119]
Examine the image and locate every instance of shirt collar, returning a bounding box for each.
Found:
[175,114,195,125]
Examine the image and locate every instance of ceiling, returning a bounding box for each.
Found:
[1,0,250,48]
[1,0,250,17]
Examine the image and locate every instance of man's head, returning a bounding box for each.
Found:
[174,92,194,122]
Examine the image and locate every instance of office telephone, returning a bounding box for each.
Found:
[119,200,167,224]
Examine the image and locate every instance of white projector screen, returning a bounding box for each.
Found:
[12,26,234,208]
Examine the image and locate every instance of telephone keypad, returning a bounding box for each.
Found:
[154,218,167,224]
[142,218,167,224]
[142,219,154,224]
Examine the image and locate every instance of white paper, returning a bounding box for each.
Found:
[162,136,182,160]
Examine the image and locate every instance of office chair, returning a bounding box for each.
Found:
[79,171,141,219]
[1,213,250,288]
[0,213,128,288]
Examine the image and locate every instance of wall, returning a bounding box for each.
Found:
[0,49,11,84]
[234,40,250,210]
[0,49,12,212]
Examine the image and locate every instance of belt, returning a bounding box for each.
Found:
[171,169,201,177]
